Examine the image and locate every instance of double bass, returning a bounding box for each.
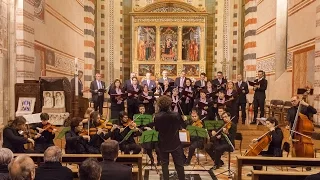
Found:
[290,102,314,157]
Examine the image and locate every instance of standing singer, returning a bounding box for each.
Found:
[90,73,106,115]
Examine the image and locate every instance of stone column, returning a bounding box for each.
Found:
[15,0,35,82]
[275,0,288,79]
[314,0,320,125]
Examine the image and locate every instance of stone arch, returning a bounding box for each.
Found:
[135,0,204,13]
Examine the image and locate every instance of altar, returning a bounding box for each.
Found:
[130,0,208,79]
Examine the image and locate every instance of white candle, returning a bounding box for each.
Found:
[75,58,79,96]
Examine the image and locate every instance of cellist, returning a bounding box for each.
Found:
[286,95,317,129]
[250,117,283,172]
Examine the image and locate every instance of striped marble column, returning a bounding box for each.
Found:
[15,0,35,82]
[314,1,320,125]
[84,0,95,97]
[243,0,257,80]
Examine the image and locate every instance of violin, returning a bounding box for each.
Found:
[192,120,203,128]
[122,119,137,130]
[79,129,89,136]
[39,123,57,133]
[214,116,235,136]
[89,120,114,136]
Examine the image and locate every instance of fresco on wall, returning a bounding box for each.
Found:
[160,27,178,61]
[138,64,155,76]
[160,64,177,76]
[34,0,45,22]
[183,64,199,76]
[182,26,200,61]
[137,26,156,61]
[45,49,55,66]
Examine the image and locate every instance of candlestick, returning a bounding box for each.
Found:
[75,58,79,96]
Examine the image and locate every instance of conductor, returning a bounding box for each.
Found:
[154,95,186,180]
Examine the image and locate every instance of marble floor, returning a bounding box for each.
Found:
[142,149,320,180]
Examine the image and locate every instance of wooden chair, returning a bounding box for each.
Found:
[235,132,243,156]
[282,101,292,122]
[269,100,284,122]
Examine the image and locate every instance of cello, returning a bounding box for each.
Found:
[290,101,314,158]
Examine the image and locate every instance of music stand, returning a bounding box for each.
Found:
[204,121,224,131]
[140,130,160,173]
[214,133,235,178]
[186,125,208,171]
[133,114,153,126]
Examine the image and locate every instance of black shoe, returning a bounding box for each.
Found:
[184,159,190,166]
[212,164,221,170]
[306,167,311,171]
[250,121,256,125]
[157,162,161,166]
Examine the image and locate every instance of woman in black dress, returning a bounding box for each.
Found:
[108,79,125,119]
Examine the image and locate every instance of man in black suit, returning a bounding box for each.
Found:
[141,72,156,90]
[90,73,106,115]
[100,140,132,180]
[236,74,249,124]
[35,146,73,180]
[174,70,187,92]
[212,71,227,90]
[124,72,137,91]
[79,158,101,180]
[158,70,173,83]
[71,70,84,97]
[154,95,186,180]
[251,70,268,124]
[195,72,207,88]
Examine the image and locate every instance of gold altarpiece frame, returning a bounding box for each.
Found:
[130,0,208,79]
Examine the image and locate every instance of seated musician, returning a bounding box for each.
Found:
[83,107,94,128]
[216,106,226,121]
[112,111,141,154]
[194,89,213,120]
[65,117,98,154]
[184,110,205,165]
[32,113,57,153]
[208,112,236,170]
[127,77,141,119]
[89,111,116,152]
[3,116,35,153]
[181,78,194,115]
[108,79,125,119]
[138,105,161,166]
[139,85,155,114]
[250,117,283,171]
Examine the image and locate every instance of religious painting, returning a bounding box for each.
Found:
[138,64,155,76]
[160,64,177,76]
[17,97,36,113]
[160,27,178,61]
[34,0,45,22]
[182,26,201,61]
[45,49,55,66]
[43,91,53,108]
[54,91,65,108]
[137,26,156,61]
[183,64,200,76]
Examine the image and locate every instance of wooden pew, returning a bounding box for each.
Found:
[236,156,320,180]
[251,170,313,180]
[14,154,143,180]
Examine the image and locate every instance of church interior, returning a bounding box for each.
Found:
[1,0,320,179]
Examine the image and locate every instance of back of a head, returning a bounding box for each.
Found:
[44,146,62,163]
[9,155,35,180]
[100,140,119,161]
[157,95,172,112]
[79,158,101,180]
[0,148,13,166]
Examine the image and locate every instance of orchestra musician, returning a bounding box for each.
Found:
[141,72,156,91]
[139,85,155,114]
[124,72,138,91]
[181,78,194,115]
[127,77,142,119]
[65,117,97,154]
[209,112,236,170]
[251,117,283,171]
[225,81,239,123]
[184,110,205,165]
[83,107,94,127]
[236,74,249,124]
[251,70,268,124]
[194,89,213,120]
[216,106,226,121]
[3,116,35,153]
[154,95,186,180]
[212,71,227,91]
[108,79,125,119]
[70,70,84,97]
[112,111,141,154]
[90,73,106,115]
[31,113,57,153]
[174,70,187,92]
[157,70,173,83]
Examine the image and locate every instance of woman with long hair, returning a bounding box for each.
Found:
[108,79,125,119]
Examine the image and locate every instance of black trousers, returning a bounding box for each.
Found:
[186,141,203,163]
[253,98,265,121]
[214,144,231,166]
[238,103,247,123]
[120,143,141,154]
[94,96,104,115]
[34,143,54,153]
[160,146,185,180]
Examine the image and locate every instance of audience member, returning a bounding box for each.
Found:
[35,146,73,180]
[0,148,13,180]
[9,155,35,180]
[79,158,101,180]
[100,140,132,180]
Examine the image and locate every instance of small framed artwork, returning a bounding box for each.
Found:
[138,64,155,76]
[183,64,200,76]
[17,97,36,114]
[160,64,177,76]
